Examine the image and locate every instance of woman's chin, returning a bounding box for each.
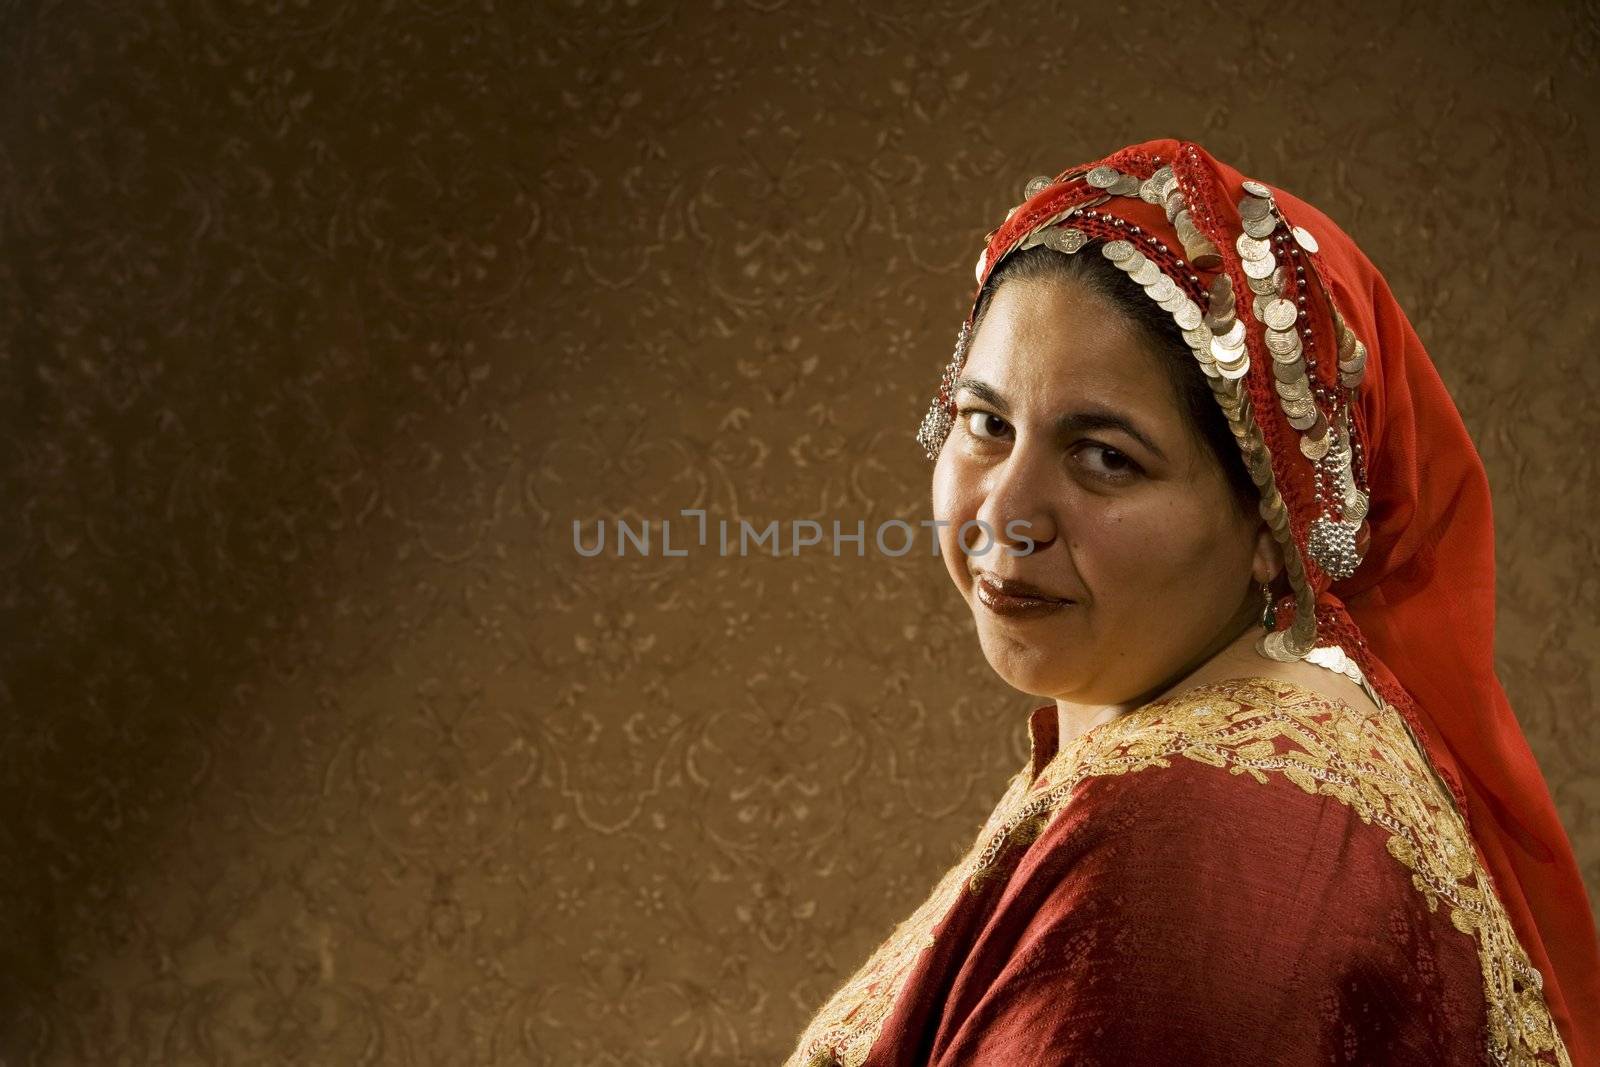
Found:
[978,635,1078,699]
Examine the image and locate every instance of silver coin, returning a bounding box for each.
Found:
[1343,487,1369,523]
[1252,266,1288,295]
[1278,383,1315,406]
[1087,166,1119,189]
[1299,428,1331,460]
[1264,327,1300,355]
[1242,213,1278,239]
[1208,275,1235,304]
[1262,298,1298,330]
[1147,275,1177,302]
[1338,349,1368,373]
[1183,325,1213,349]
[1102,239,1136,263]
[1292,225,1319,253]
[1210,336,1244,364]
[1174,302,1203,330]
[1213,346,1248,370]
[1243,254,1277,280]
[1281,398,1316,422]
[1236,234,1273,261]
[1214,319,1246,349]
[1242,179,1272,198]
[1132,259,1163,286]
[1111,174,1141,197]
[1260,329,1299,355]
[1024,175,1055,199]
[1217,356,1251,381]
[1272,356,1306,383]
[1185,238,1223,270]
[1275,377,1311,401]
[1239,195,1273,219]
[1044,226,1088,254]
[1289,407,1321,431]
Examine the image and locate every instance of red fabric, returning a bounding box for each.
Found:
[862,701,1491,1064]
[961,139,1600,1061]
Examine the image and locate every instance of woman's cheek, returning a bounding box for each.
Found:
[1078,505,1169,589]
[931,453,976,580]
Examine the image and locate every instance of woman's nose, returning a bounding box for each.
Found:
[972,448,1057,558]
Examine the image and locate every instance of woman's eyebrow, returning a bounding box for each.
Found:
[951,377,1168,462]
[952,377,1009,412]
[1058,410,1168,462]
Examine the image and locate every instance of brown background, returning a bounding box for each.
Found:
[2,2,1597,1064]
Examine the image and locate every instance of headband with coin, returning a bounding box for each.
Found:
[916,148,1373,673]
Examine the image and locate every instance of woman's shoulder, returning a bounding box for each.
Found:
[1023,674,1458,900]
[943,676,1526,1064]
[1042,673,1419,808]
[977,674,1573,1063]
[1043,675,1395,793]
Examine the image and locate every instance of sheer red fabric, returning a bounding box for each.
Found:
[967,139,1600,1061]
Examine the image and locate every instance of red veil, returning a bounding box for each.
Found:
[957,139,1600,1060]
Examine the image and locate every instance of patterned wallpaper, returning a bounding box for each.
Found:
[2,2,1597,1063]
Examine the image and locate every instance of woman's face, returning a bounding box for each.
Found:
[932,274,1269,708]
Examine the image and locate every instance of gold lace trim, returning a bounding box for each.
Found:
[783,677,1569,1067]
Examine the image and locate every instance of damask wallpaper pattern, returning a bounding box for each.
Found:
[1,2,1596,1063]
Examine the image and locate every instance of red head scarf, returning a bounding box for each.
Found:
[919,138,1600,1060]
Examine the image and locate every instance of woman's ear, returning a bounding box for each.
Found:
[1250,521,1285,586]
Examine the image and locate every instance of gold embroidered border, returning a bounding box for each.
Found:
[783,769,1035,1067]
[783,678,1570,1067]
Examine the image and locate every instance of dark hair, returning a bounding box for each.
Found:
[970,244,1258,515]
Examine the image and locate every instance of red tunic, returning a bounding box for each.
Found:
[785,677,1570,1066]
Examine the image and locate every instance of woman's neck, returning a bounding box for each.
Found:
[1053,615,1377,750]
[1054,609,1261,748]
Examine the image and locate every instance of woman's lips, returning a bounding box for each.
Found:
[973,573,1073,618]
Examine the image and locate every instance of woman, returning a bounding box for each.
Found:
[784,139,1600,1065]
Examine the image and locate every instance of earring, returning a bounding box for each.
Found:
[1259,581,1277,632]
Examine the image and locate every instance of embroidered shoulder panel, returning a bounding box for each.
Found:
[782,677,1570,1067]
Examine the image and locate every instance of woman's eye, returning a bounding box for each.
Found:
[1076,442,1139,479]
[962,409,1011,441]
